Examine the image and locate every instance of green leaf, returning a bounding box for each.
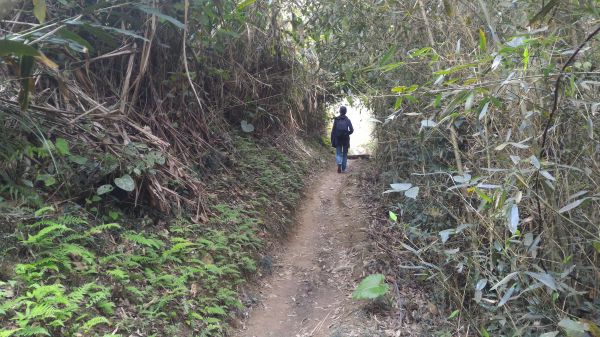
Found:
[474,188,493,203]
[37,174,56,187]
[558,318,586,337]
[389,211,397,222]
[0,329,21,337]
[529,0,559,25]
[108,211,120,221]
[352,274,389,300]
[523,46,530,71]
[205,306,226,315]
[433,62,478,76]
[433,93,442,108]
[114,174,135,192]
[97,184,114,195]
[479,29,487,52]
[379,61,405,72]
[55,138,70,155]
[592,241,600,253]
[237,0,257,11]
[34,206,55,217]
[448,309,460,319]
[82,316,110,332]
[18,55,35,111]
[69,155,88,165]
[87,24,149,42]
[135,5,185,30]
[33,0,47,23]
[58,28,94,53]
[393,97,403,110]
[409,47,433,58]
[0,40,40,57]
[391,85,418,93]
[378,46,397,65]
[76,23,119,48]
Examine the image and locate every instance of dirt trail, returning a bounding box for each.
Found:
[236,160,369,337]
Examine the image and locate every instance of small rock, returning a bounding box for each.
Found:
[427,302,439,315]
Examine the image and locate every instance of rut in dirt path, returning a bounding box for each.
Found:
[235,161,368,337]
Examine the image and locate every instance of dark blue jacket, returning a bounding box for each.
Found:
[331,115,354,148]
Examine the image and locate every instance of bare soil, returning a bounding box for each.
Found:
[234,159,446,337]
[234,160,371,337]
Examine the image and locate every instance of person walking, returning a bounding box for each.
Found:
[330,106,354,173]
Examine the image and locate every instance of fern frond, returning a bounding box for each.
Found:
[57,215,87,226]
[0,298,20,315]
[28,284,65,300]
[87,288,110,307]
[25,303,57,321]
[26,220,59,229]
[85,223,121,236]
[81,316,110,332]
[61,233,87,243]
[107,269,129,281]
[0,329,20,337]
[162,241,196,257]
[96,301,115,315]
[23,224,71,246]
[123,232,164,249]
[55,243,96,266]
[204,306,226,316]
[13,326,49,336]
[68,282,96,304]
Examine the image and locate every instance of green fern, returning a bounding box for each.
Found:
[81,316,110,332]
[87,289,110,307]
[84,223,121,236]
[0,298,19,315]
[107,269,129,281]
[67,283,95,303]
[22,224,72,246]
[0,329,20,337]
[54,243,96,267]
[24,303,59,321]
[123,232,164,249]
[125,286,144,298]
[14,259,59,282]
[28,284,65,300]
[56,215,87,226]
[204,306,226,316]
[162,241,196,257]
[96,300,115,315]
[14,327,49,336]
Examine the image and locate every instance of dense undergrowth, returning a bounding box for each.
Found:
[4,0,599,336]
[1,0,329,336]
[0,135,318,336]
[298,1,600,336]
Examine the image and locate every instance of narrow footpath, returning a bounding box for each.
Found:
[235,160,371,337]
